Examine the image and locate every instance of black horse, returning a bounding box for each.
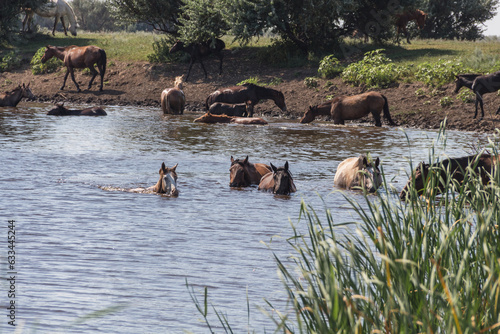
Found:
[455,72,500,120]
[169,38,225,81]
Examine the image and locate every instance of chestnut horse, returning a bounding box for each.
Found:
[395,9,427,44]
[400,154,496,200]
[0,83,35,107]
[258,161,297,195]
[334,155,382,193]
[41,45,106,92]
[300,92,395,126]
[455,72,500,120]
[23,0,78,36]
[194,112,268,125]
[47,104,106,116]
[148,162,179,196]
[161,75,185,115]
[208,102,253,117]
[205,83,287,117]
[169,39,225,81]
[229,156,271,187]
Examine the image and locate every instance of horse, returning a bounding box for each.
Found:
[47,104,107,116]
[229,156,271,187]
[169,39,225,81]
[300,91,395,126]
[208,102,253,117]
[23,0,78,36]
[395,9,427,44]
[193,112,268,125]
[399,154,496,201]
[454,72,500,120]
[205,83,287,117]
[148,162,179,196]
[0,83,35,107]
[258,161,297,195]
[161,75,185,115]
[334,155,382,193]
[41,45,107,93]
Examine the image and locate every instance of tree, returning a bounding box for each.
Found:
[72,0,118,31]
[0,0,47,43]
[177,0,230,43]
[421,0,498,40]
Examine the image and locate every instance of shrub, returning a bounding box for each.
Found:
[439,96,453,107]
[456,89,475,103]
[30,47,62,75]
[317,55,343,78]
[304,77,318,88]
[147,37,184,63]
[237,77,261,86]
[0,51,21,72]
[415,59,471,88]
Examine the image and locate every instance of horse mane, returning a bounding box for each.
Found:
[63,0,78,26]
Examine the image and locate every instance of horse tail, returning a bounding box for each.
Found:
[381,94,396,126]
[99,49,107,77]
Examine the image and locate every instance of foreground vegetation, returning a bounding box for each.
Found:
[190,126,500,332]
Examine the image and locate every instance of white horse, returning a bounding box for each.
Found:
[23,0,78,36]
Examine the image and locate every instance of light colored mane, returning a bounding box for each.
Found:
[174,75,185,89]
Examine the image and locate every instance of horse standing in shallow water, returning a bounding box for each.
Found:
[0,83,35,107]
[454,72,500,120]
[47,104,106,116]
[205,83,287,117]
[395,9,426,44]
[258,161,297,195]
[161,75,185,115]
[300,91,395,126]
[229,156,271,187]
[41,45,107,93]
[334,155,382,193]
[23,0,78,36]
[169,39,225,81]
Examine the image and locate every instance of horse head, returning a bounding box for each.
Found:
[174,75,185,89]
[158,162,179,196]
[229,156,251,187]
[358,156,382,193]
[41,45,55,63]
[400,162,428,200]
[300,105,316,123]
[274,90,287,112]
[22,83,35,101]
[414,10,427,29]
[47,103,67,115]
[270,161,294,195]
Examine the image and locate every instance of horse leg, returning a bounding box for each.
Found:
[474,93,482,119]
[405,28,411,44]
[185,59,194,82]
[61,69,70,90]
[478,94,485,120]
[68,67,81,92]
[87,65,98,90]
[371,110,382,127]
[331,104,344,124]
[199,59,208,79]
[60,16,68,36]
[52,15,59,35]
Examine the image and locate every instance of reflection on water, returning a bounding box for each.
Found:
[0,102,489,333]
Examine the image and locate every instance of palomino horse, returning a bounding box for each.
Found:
[395,9,427,44]
[229,156,271,187]
[41,45,107,92]
[205,83,287,117]
[148,162,179,196]
[23,0,78,36]
[400,154,497,201]
[334,155,382,193]
[47,104,107,116]
[0,83,35,107]
[300,91,395,126]
[208,102,253,117]
[161,75,185,115]
[169,39,225,81]
[455,72,500,120]
[194,112,268,125]
[258,161,297,195]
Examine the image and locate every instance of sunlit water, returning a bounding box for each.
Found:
[0,103,490,333]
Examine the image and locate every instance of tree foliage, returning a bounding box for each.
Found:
[0,0,46,42]
[177,0,230,43]
[72,0,118,31]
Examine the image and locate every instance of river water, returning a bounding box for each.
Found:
[0,102,489,333]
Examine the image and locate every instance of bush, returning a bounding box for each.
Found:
[439,96,453,107]
[415,59,471,88]
[304,77,318,88]
[147,37,182,63]
[317,55,343,78]
[456,89,475,103]
[0,51,21,72]
[30,47,62,75]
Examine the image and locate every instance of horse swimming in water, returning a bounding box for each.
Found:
[47,104,107,116]
[258,161,297,195]
[229,156,271,187]
[0,83,35,107]
[194,112,268,125]
[161,75,185,115]
[148,162,179,196]
[334,155,382,193]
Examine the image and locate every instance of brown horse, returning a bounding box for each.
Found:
[194,112,268,125]
[400,154,496,200]
[41,45,106,92]
[205,83,287,117]
[395,9,427,44]
[148,162,179,196]
[334,155,382,193]
[47,103,106,116]
[208,102,253,117]
[229,156,271,187]
[0,83,35,107]
[258,161,297,195]
[161,75,185,115]
[169,39,225,81]
[300,91,395,126]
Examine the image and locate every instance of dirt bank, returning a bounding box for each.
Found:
[2,51,500,133]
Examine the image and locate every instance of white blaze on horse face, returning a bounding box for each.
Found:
[163,172,178,196]
[363,166,381,192]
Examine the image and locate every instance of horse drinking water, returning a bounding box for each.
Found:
[41,45,107,92]
[169,39,225,81]
[23,0,78,36]
[0,83,35,107]
[161,76,185,115]
[205,83,287,117]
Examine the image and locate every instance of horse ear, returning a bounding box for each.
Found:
[243,156,249,164]
[359,155,367,167]
[161,162,166,170]
[375,157,380,167]
[284,161,289,171]
[230,156,234,163]
[171,163,178,171]
[270,163,277,173]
